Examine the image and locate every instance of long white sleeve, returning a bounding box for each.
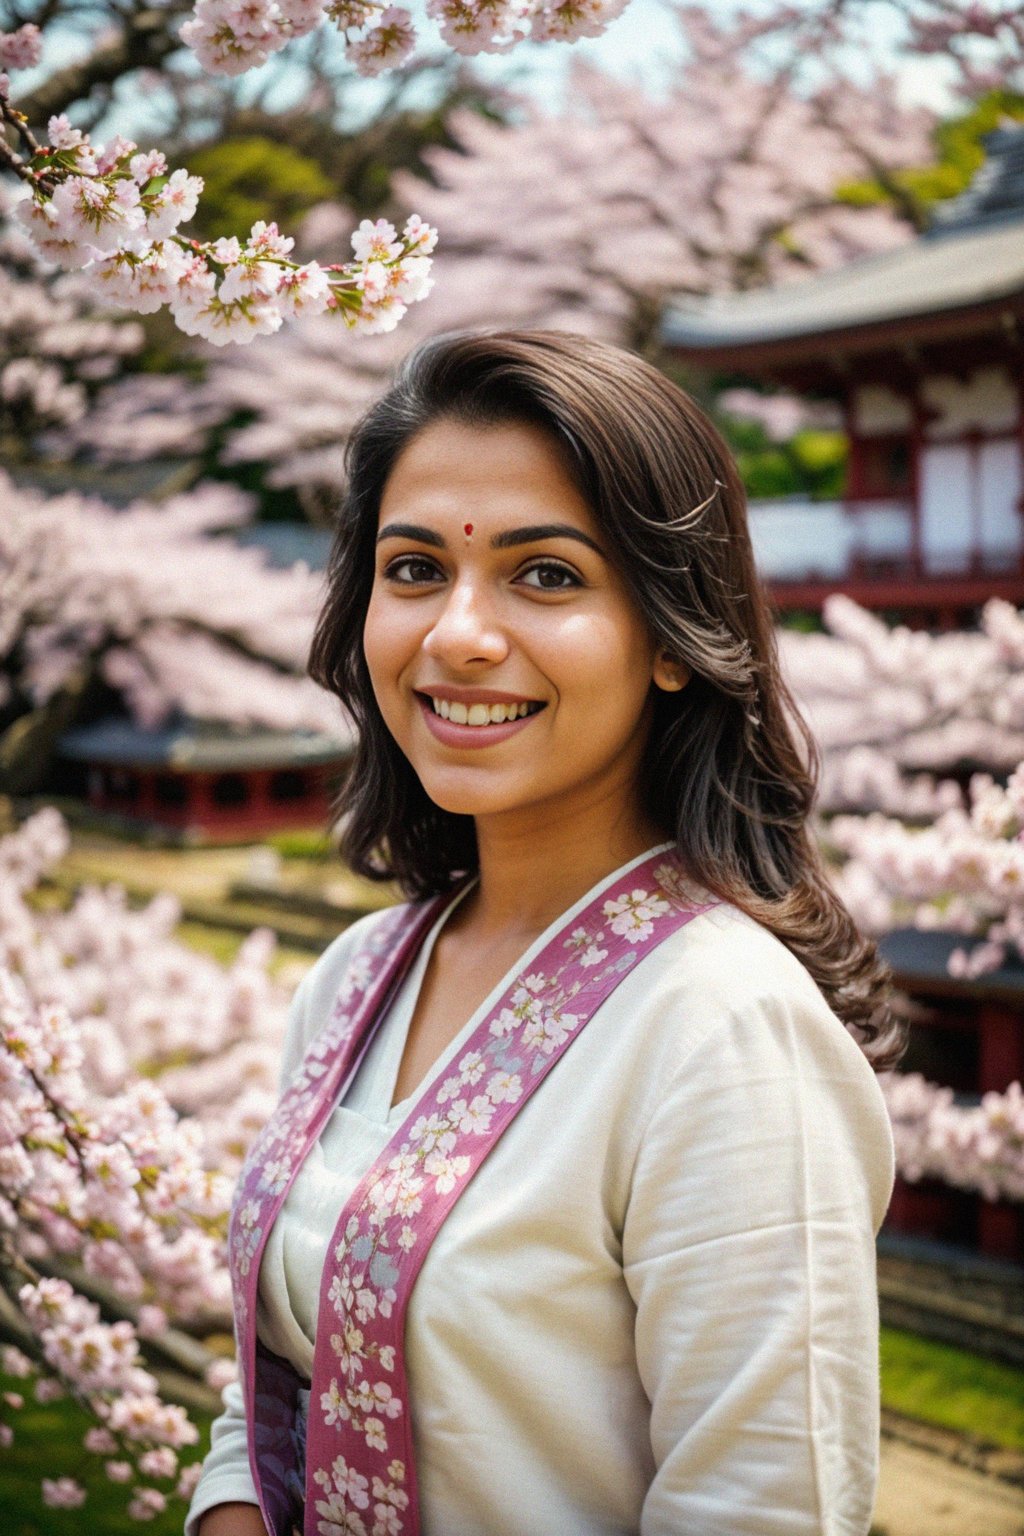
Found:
[625,972,893,1536]
[185,907,402,1535]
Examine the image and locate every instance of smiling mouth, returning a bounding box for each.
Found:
[416,694,545,726]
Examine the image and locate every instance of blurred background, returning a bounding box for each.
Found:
[2,1,1024,1531]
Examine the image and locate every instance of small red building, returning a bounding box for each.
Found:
[663,125,1024,625]
[878,929,1024,1263]
[57,715,351,842]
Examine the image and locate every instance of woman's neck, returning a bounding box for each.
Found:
[462,790,668,942]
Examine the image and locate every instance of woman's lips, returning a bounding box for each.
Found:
[415,692,545,749]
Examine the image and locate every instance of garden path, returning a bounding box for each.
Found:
[875,1439,1024,1536]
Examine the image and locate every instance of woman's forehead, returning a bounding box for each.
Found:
[379,417,597,532]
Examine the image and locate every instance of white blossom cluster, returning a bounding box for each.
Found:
[781,595,1024,816]
[780,599,1024,979]
[0,472,351,736]
[0,181,148,451]
[1,39,437,345]
[0,19,41,82]
[881,1073,1024,1204]
[181,0,629,80]
[827,766,1024,980]
[0,808,290,1135]
[0,806,300,1511]
[0,809,286,1512]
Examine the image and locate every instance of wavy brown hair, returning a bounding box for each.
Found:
[309,329,903,1071]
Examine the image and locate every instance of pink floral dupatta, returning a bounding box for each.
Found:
[227,850,716,1536]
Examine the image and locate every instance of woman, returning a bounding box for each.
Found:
[189,329,899,1536]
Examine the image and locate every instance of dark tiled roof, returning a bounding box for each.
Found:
[928,125,1024,237]
[59,715,352,768]
[663,126,1024,353]
[230,523,333,570]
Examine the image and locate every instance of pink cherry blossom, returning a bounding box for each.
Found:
[2,96,436,346]
[0,23,42,70]
[348,6,416,73]
[41,1477,87,1507]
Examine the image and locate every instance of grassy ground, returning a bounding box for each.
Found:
[175,916,314,978]
[879,1326,1024,1450]
[1,1375,211,1536]
[4,1331,1022,1531]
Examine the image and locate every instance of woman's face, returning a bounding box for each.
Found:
[363,416,671,829]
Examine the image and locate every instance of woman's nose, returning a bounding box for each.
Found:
[421,577,509,667]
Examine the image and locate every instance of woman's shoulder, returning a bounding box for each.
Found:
[632,898,875,1085]
[623,900,895,1232]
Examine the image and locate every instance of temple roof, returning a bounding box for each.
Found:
[662,126,1024,367]
[59,715,352,769]
[231,523,333,570]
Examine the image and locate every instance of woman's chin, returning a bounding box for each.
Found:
[416,767,538,821]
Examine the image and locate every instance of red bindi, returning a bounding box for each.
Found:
[463,523,474,537]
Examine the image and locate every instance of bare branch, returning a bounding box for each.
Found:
[15,0,191,122]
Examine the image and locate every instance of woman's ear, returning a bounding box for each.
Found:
[652,651,690,692]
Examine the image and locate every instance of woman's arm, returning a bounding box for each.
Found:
[186,969,317,1536]
[623,978,894,1536]
[183,1379,263,1536]
[196,1503,267,1535]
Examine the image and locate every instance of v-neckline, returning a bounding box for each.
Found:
[382,841,676,1120]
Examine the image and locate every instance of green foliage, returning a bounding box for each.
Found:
[182,136,334,243]
[837,89,1024,222]
[716,414,848,501]
[880,1327,1024,1451]
[218,69,503,218]
[264,828,334,860]
[1,1372,211,1535]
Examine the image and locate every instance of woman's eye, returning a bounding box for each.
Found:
[384,556,443,584]
[518,561,581,591]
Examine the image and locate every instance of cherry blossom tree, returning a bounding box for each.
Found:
[723,0,1024,103]
[0,181,152,460]
[0,804,299,1516]
[0,3,438,348]
[0,472,354,792]
[779,597,1024,982]
[881,1073,1024,1204]
[781,595,1024,815]
[87,17,934,517]
[3,0,1020,357]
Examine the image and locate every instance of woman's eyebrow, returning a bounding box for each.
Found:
[491,524,606,557]
[377,522,445,547]
[375,521,605,557]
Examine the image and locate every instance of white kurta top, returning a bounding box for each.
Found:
[187,845,895,1536]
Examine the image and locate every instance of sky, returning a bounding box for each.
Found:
[19,0,960,145]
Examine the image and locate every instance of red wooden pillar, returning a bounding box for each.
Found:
[978,1002,1024,1092]
[136,768,157,820]
[249,769,270,816]
[908,386,924,579]
[976,1003,1024,1261]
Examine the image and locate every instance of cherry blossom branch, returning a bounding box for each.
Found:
[1,32,438,344]
[881,1074,1024,1203]
[181,0,632,81]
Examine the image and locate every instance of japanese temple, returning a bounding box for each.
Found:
[56,715,351,842]
[663,125,1024,625]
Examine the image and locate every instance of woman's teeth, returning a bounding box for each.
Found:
[430,698,538,725]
